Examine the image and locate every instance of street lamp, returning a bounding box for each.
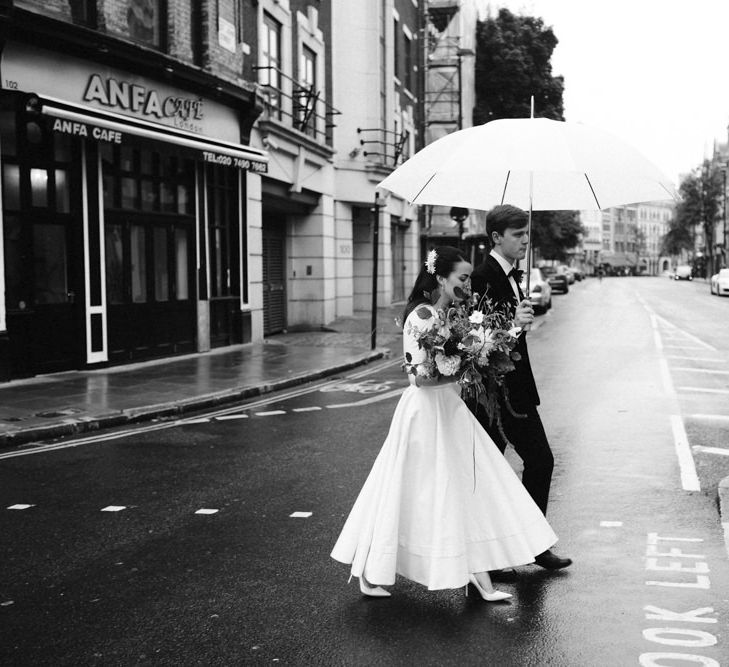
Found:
[449,206,469,249]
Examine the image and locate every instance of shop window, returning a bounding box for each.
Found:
[105,225,124,305]
[153,227,169,301]
[2,164,21,210]
[33,223,67,304]
[207,165,240,299]
[0,111,17,157]
[130,224,147,303]
[30,168,49,207]
[175,229,189,299]
[55,169,70,213]
[2,215,26,310]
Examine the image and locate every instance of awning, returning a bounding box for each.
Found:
[36,95,268,173]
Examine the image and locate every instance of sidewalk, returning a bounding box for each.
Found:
[0,304,404,448]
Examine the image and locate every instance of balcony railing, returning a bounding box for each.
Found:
[253,65,340,146]
[357,127,410,169]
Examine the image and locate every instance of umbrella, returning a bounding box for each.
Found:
[377,116,678,290]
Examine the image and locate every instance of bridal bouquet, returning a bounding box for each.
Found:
[403,291,523,437]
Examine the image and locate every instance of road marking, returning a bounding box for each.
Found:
[290,511,312,518]
[678,387,729,395]
[662,345,711,350]
[7,504,34,510]
[326,387,405,409]
[672,368,729,375]
[692,446,729,457]
[670,415,700,491]
[686,414,729,422]
[100,505,126,512]
[667,356,725,363]
[601,521,623,527]
[658,358,674,395]
[292,407,322,412]
[254,410,286,416]
[215,414,249,421]
[195,508,219,515]
[181,418,210,424]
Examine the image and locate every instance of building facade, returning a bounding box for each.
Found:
[0,1,270,381]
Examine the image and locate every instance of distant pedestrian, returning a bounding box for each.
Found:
[470,205,572,573]
[331,245,559,601]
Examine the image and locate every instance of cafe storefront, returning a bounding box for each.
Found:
[0,42,268,380]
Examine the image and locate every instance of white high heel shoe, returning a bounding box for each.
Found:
[359,576,391,598]
[467,574,512,602]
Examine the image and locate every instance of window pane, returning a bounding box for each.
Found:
[56,169,70,213]
[3,164,20,210]
[120,146,135,172]
[0,111,17,156]
[105,224,124,304]
[103,174,115,208]
[214,227,223,296]
[3,215,26,309]
[141,179,157,211]
[121,177,137,208]
[175,228,189,300]
[153,226,169,301]
[130,225,147,302]
[161,181,175,212]
[127,0,162,47]
[54,133,73,162]
[30,168,49,207]
[177,183,192,215]
[33,223,67,304]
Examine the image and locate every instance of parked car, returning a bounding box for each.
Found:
[540,266,569,294]
[673,265,693,281]
[557,265,576,284]
[710,268,729,296]
[520,268,552,313]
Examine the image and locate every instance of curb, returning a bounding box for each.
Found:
[0,350,384,449]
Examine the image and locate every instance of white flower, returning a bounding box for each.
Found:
[468,311,484,325]
[416,362,436,377]
[435,352,461,376]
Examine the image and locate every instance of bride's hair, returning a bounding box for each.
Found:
[402,245,468,325]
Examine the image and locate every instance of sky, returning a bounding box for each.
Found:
[476,0,729,186]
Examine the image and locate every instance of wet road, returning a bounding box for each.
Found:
[1,277,728,666]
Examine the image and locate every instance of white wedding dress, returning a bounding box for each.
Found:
[331,304,558,590]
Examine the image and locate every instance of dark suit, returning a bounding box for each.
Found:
[470,254,554,515]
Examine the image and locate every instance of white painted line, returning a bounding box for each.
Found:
[292,407,323,412]
[652,314,717,351]
[195,508,219,515]
[182,418,211,424]
[7,504,34,510]
[100,505,126,512]
[289,511,312,518]
[662,345,710,350]
[254,410,287,416]
[658,358,674,396]
[215,414,249,421]
[723,523,729,561]
[692,446,729,457]
[670,415,700,491]
[678,387,729,395]
[672,367,729,375]
[600,521,623,527]
[686,413,729,422]
[327,388,404,409]
[667,356,725,363]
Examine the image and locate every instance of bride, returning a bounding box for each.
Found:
[331,245,560,601]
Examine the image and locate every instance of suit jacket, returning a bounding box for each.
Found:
[470,255,540,409]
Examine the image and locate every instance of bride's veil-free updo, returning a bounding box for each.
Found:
[402,245,469,325]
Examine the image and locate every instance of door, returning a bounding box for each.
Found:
[2,105,83,377]
[262,215,286,335]
[391,220,407,302]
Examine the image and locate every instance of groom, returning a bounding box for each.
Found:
[470,204,572,571]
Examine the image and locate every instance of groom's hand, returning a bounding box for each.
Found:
[514,299,535,329]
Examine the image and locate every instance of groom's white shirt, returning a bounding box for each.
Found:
[489,249,520,302]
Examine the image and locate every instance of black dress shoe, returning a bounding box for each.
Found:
[534,550,572,570]
[488,568,517,582]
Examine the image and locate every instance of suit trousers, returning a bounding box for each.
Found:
[477,404,554,516]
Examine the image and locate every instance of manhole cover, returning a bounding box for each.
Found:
[35,408,84,418]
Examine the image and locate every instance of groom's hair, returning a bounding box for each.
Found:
[486,205,528,247]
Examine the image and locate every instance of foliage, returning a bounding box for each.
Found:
[530,210,586,261]
[665,161,723,276]
[474,8,564,124]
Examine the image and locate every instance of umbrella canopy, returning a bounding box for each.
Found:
[377,117,678,211]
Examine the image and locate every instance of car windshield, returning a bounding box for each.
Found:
[720,269,729,277]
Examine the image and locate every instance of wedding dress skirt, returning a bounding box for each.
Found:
[331,382,558,591]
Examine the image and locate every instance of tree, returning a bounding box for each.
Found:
[530,210,585,261]
[474,8,577,259]
[474,8,564,124]
[665,161,722,276]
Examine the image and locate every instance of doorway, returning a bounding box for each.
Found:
[262,214,286,335]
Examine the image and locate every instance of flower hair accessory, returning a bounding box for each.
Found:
[425,249,437,274]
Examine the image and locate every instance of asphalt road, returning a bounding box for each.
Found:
[1,277,728,666]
